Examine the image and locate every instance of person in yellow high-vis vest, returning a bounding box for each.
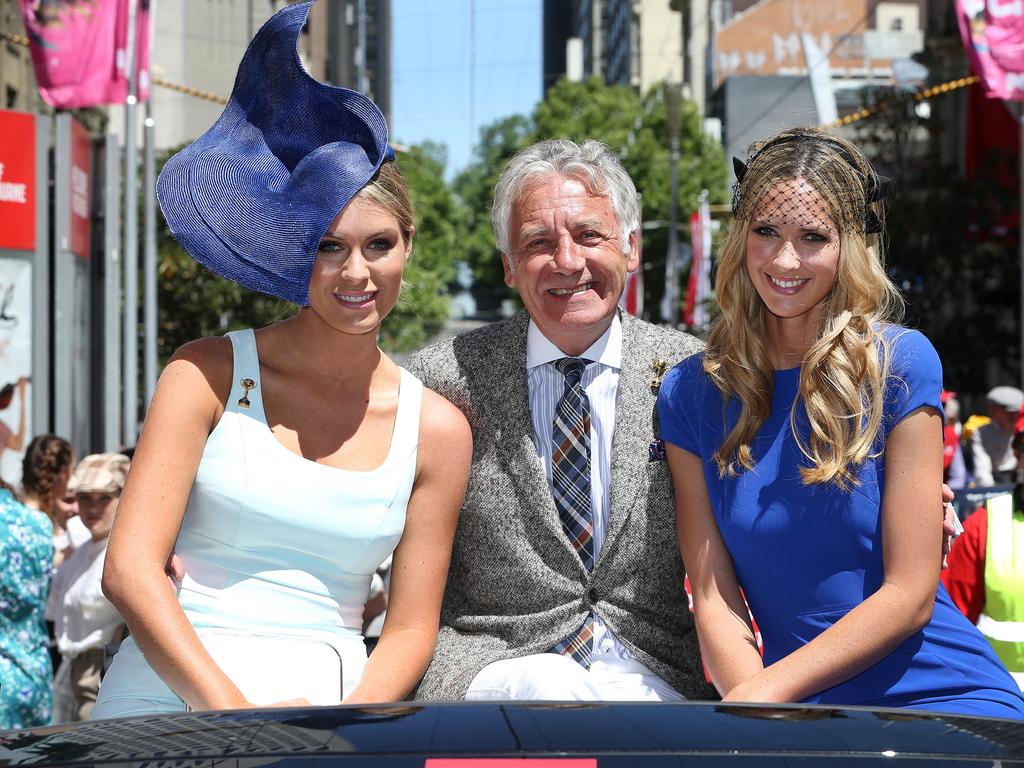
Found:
[942,409,1024,690]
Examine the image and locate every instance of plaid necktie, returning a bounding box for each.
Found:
[549,357,595,668]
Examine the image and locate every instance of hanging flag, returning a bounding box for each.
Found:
[956,0,1024,100]
[684,193,712,329]
[19,0,150,109]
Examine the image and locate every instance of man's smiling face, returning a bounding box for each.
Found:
[502,174,638,356]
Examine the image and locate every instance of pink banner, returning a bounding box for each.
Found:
[957,0,1024,101]
[19,0,150,109]
[70,117,91,258]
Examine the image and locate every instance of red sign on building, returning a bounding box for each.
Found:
[70,117,91,258]
[0,110,36,252]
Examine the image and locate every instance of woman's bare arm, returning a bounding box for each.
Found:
[667,444,765,695]
[102,338,256,711]
[343,388,471,704]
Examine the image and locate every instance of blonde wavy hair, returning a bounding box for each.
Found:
[706,128,903,488]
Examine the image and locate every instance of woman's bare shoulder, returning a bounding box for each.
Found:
[161,336,234,408]
[418,387,471,451]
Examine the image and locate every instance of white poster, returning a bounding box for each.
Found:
[71,257,91,451]
[0,257,33,486]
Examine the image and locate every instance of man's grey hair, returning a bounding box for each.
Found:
[491,138,640,259]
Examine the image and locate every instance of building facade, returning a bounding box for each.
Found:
[323,0,391,126]
[94,0,390,152]
[0,0,42,114]
[543,0,684,95]
[120,0,329,151]
[709,0,928,167]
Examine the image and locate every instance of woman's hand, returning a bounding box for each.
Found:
[666,444,765,696]
[722,673,787,703]
[101,337,250,712]
[265,698,313,709]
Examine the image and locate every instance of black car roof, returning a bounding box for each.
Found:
[1,702,1023,767]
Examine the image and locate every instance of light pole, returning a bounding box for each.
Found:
[665,82,682,329]
[123,0,139,446]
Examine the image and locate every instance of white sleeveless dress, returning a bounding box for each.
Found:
[93,329,422,717]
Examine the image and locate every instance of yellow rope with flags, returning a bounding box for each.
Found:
[822,75,981,129]
[1,29,986,116]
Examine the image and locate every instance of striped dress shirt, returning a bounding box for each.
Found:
[526,316,633,661]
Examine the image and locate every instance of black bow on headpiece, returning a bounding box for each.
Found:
[732,134,884,235]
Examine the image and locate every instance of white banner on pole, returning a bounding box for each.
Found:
[801,32,838,126]
[0,257,33,485]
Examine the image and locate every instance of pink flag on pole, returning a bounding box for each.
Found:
[684,194,712,328]
[956,0,1024,101]
[19,0,150,109]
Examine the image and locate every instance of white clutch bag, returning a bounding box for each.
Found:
[193,629,343,708]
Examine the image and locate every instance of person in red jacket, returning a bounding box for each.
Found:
[941,407,1024,688]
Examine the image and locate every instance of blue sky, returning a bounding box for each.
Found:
[391,0,543,178]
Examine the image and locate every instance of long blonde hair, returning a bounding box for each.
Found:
[706,128,904,488]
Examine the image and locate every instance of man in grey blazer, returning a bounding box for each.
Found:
[406,139,716,701]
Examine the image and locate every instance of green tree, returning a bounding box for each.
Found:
[451,114,533,313]
[454,77,728,320]
[379,141,458,352]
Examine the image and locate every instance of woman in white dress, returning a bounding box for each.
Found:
[93,0,471,716]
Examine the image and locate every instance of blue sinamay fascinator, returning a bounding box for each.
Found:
[156,0,394,305]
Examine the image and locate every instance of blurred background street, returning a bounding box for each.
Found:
[0,0,1018,481]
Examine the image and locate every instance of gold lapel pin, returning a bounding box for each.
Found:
[649,359,670,394]
[238,378,257,409]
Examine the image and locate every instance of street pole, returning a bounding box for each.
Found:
[357,0,367,93]
[470,0,475,147]
[104,134,122,452]
[143,0,158,411]
[143,98,157,409]
[123,0,139,446]
[665,82,681,329]
[1020,103,1024,390]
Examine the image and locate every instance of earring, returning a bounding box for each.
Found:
[238,378,257,409]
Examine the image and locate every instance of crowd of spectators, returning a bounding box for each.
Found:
[1,443,130,728]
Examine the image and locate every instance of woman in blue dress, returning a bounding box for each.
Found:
[0,478,53,727]
[92,1,471,717]
[657,127,1024,718]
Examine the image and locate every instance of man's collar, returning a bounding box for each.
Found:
[526,315,622,370]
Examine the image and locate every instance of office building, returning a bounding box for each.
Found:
[325,0,391,126]
[543,0,684,95]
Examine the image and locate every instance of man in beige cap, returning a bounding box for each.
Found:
[971,387,1024,487]
[46,452,130,721]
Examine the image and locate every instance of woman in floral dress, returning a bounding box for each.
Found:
[0,479,53,728]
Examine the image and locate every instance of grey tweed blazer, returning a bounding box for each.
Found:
[405,310,716,701]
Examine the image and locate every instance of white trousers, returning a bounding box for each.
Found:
[465,652,686,702]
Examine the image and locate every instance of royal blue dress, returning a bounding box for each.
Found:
[658,328,1024,718]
